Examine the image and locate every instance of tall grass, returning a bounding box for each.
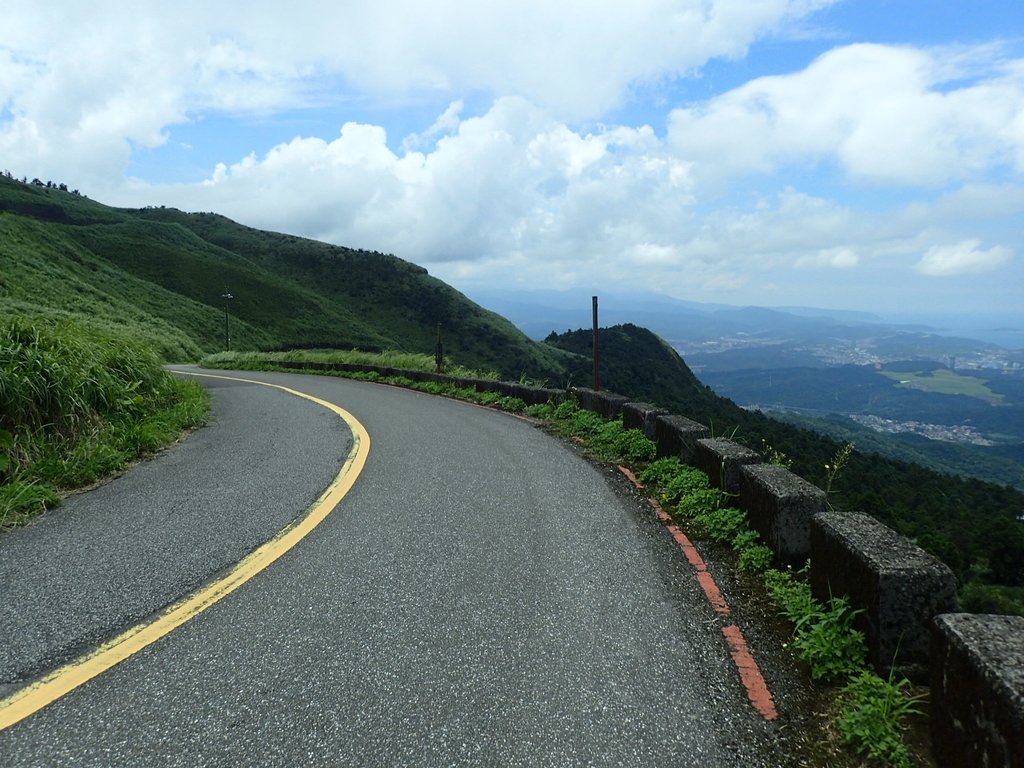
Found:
[0,316,209,529]
[200,349,501,380]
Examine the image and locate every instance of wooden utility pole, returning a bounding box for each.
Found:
[592,295,600,391]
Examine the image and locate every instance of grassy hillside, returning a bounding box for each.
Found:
[7,173,1019,608]
[1,316,209,528]
[548,324,1024,604]
[0,175,571,378]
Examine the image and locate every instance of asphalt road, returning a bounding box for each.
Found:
[0,368,789,766]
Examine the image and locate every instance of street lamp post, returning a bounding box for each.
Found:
[221,292,234,351]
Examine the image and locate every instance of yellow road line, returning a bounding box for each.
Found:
[0,371,370,732]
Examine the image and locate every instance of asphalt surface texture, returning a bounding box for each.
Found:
[0,368,796,766]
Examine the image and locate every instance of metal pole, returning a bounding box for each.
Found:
[592,295,600,391]
[221,293,233,351]
[435,323,444,373]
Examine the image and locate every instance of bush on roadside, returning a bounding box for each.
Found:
[0,317,209,529]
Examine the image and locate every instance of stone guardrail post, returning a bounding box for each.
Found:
[695,437,763,496]
[931,613,1024,767]
[622,402,670,441]
[810,511,957,681]
[654,414,709,465]
[737,463,825,567]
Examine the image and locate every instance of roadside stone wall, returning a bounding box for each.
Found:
[694,437,761,496]
[931,614,1024,767]
[653,414,709,464]
[811,511,957,681]
[274,360,1018,765]
[737,463,826,567]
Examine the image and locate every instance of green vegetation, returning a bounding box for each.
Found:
[879,369,1003,403]
[763,569,868,682]
[637,459,773,575]
[701,361,1024,490]
[545,324,1024,613]
[824,442,855,510]
[7,170,1021,613]
[765,564,921,766]
[0,317,209,529]
[838,671,926,768]
[774,409,1024,492]
[519,399,656,463]
[0,174,576,378]
[200,349,500,380]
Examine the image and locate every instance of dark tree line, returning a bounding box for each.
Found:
[3,169,80,196]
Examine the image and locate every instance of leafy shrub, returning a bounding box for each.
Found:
[764,568,818,625]
[733,530,775,573]
[695,506,747,542]
[674,488,720,518]
[583,420,656,462]
[661,466,711,505]
[838,671,924,768]
[794,595,868,682]
[524,402,555,419]
[765,568,868,681]
[738,543,774,574]
[499,396,526,413]
[615,429,656,462]
[553,399,579,420]
[567,408,605,437]
[638,456,685,487]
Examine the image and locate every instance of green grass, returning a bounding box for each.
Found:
[0,316,210,529]
[879,369,1003,403]
[1,174,579,379]
[199,349,501,380]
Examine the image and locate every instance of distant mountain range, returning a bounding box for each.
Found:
[472,288,1024,492]
[466,288,1024,366]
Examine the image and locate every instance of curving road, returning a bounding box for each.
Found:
[0,368,788,766]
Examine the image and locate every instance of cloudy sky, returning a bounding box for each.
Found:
[3,1,1022,326]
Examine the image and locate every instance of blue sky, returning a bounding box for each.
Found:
[2,1,1023,327]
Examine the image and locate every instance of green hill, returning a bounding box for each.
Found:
[548,324,1024,599]
[0,174,571,378]
[5,173,1021,607]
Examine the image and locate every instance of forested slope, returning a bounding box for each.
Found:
[548,324,1024,607]
[0,175,570,379]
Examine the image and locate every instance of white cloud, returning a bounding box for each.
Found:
[1,3,1022,317]
[0,0,837,186]
[796,247,860,269]
[170,97,693,268]
[402,100,464,152]
[915,240,1012,276]
[668,43,1024,186]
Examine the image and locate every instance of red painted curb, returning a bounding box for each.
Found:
[722,624,779,721]
[617,465,778,722]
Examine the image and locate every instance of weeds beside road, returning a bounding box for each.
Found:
[0,317,209,529]
[207,350,931,766]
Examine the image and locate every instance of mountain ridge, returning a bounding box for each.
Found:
[0,174,571,379]
[4,174,1022,610]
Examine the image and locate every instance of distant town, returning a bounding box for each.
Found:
[678,334,1024,374]
[847,414,994,446]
